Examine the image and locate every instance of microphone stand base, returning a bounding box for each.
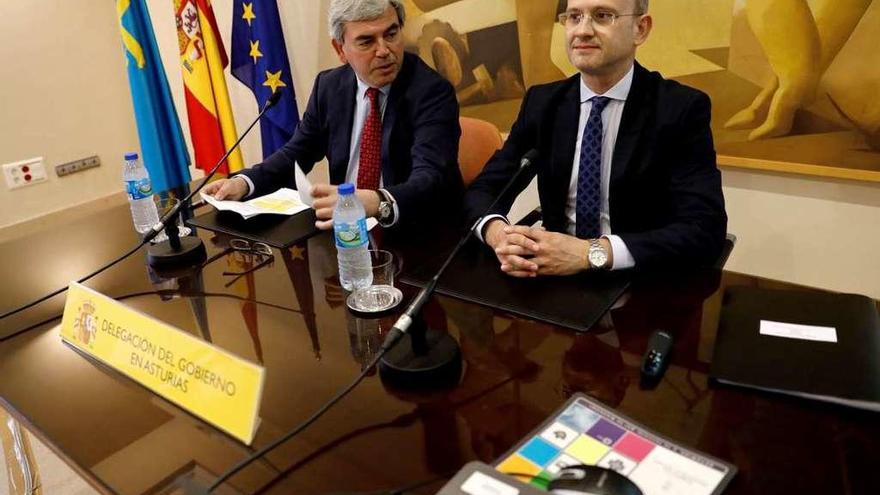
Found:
[379,325,462,391]
[147,236,207,269]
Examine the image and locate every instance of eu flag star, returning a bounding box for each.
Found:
[263,70,287,94]
[242,3,256,27]
[249,39,263,64]
[289,245,305,261]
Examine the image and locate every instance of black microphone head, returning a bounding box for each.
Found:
[520,149,539,169]
[266,90,283,109]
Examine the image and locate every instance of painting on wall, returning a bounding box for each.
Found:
[402,0,880,182]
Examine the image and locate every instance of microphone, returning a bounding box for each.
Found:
[145,91,284,268]
[378,149,539,389]
[519,148,540,169]
[384,148,538,343]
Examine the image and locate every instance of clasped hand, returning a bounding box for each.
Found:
[486,222,594,278]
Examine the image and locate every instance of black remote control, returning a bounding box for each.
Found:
[641,330,673,380]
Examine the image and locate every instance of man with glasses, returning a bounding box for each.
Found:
[205,0,462,230]
[464,0,726,276]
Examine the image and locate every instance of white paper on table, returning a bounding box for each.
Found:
[294,161,314,207]
[201,188,309,219]
[759,320,838,343]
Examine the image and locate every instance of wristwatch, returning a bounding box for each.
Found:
[376,189,395,226]
[588,239,609,270]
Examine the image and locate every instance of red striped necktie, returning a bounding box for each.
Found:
[357,87,382,190]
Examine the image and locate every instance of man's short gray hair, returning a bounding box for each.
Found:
[636,0,649,13]
[328,0,406,43]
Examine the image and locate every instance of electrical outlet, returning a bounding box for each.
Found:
[3,157,47,190]
[55,155,101,177]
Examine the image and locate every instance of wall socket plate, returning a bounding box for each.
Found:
[56,155,101,177]
[3,157,48,190]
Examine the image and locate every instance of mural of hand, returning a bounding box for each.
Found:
[724,0,871,141]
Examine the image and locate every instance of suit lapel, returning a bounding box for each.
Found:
[381,86,401,185]
[549,76,582,213]
[381,54,415,185]
[333,67,357,183]
[610,63,650,187]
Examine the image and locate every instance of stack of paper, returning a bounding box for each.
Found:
[201,188,310,219]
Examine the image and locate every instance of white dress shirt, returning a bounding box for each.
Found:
[238,76,399,224]
[476,65,636,270]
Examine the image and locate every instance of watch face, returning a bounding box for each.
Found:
[589,248,608,268]
[378,202,392,219]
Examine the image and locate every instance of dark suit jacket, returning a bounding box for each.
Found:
[240,52,463,226]
[464,62,727,269]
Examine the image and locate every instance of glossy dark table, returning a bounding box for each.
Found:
[1,199,878,495]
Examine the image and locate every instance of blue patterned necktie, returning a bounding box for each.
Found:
[576,96,611,239]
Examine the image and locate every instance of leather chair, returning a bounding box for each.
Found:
[458,117,503,187]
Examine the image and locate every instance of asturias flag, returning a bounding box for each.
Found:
[174,0,244,175]
[117,0,191,192]
[231,0,300,158]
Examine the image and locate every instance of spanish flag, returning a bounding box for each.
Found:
[174,0,244,175]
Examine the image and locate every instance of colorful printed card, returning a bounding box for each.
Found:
[495,394,736,494]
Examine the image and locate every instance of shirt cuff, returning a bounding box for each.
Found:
[605,235,636,270]
[235,174,255,199]
[474,215,509,243]
[377,188,400,227]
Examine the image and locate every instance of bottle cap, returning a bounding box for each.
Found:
[124,152,139,161]
[338,183,355,195]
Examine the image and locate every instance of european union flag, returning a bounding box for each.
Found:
[231,0,300,158]
[117,0,191,192]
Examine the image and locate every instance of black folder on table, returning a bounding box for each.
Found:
[186,209,318,249]
[710,286,880,411]
[400,246,630,333]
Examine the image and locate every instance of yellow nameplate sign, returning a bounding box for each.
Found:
[60,282,264,444]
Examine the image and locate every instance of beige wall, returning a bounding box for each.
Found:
[0,1,141,229]
[1,1,879,299]
[0,0,337,232]
[721,169,880,297]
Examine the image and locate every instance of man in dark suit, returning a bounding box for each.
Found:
[205,0,461,230]
[465,0,726,275]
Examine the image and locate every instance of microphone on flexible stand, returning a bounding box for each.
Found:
[146,91,283,269]
[378,149,540,390]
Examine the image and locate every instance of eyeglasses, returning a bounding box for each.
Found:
[558,10,643,29]
[230,239,272,256]
[223,239,274,287]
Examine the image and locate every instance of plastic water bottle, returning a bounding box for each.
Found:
[123,152,160,235]
[334,183,373,291]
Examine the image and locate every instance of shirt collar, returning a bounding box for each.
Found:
[579,64,634,104]
[356,76,391,101]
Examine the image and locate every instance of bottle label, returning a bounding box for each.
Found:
[334,219,369,248]
[126,178,153,200]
